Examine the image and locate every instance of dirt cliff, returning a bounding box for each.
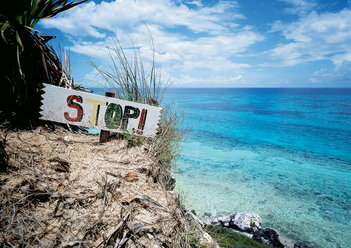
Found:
[0,126,217,247]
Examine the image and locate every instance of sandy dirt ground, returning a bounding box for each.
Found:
[0,126,215,247]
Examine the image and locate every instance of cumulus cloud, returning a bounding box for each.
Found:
[281,0,317,15]
[268,9,351,68]
[41,0,243,37]
[187,0,203,7]
[334,60,351,80]
[40,0,262,86]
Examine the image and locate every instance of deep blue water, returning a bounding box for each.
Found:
[163,88,351,248]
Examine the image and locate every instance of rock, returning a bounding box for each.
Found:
[252,228,284,248]
[202,215,231,227]
[294,242,313,248]
[199,231,220,248]
[230,212,262,232]
[202,212,262,233]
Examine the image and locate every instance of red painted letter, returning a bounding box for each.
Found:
[64,95,83,122]
[136,109,147,135]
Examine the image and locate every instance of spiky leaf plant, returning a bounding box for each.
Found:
[0,0,87,128]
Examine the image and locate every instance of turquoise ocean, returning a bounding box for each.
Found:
[164,88,351,248]
[91,88,351,248]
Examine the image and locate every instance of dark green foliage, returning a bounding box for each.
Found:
[1,0,87,28]
[121,128,142,147]
[205,225,271,248]
[1,31,54,127]
[0,0,87,128]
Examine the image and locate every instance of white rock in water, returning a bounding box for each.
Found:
[217,215,231,227]
[230,212,262,232]
[202,212,262,233]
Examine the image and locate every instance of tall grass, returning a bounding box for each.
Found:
[88,36,169,105]
[89,35,183,188]
[152,106,183,169]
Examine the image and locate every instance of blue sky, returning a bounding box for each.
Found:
[39,0,351,87]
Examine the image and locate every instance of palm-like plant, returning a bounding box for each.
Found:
[0,0,87,128]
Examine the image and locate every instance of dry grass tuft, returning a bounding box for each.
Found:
[89,34,184,191]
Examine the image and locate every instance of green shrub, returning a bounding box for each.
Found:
[205,225,271,248]
[121,128,142,147]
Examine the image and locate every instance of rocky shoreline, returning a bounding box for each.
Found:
[198,212,313,248]
[167,165,315,248]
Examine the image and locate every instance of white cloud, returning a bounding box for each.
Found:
[230,75,242,81]
[70,41,108,58]
[268,9,351,68]
[331,53,351,65]
[187,0,203,7]
[310,60,351,83]
[40,0,262,86]
[334,60,351,80]
[281,0,317,15]
[41,0,243,37]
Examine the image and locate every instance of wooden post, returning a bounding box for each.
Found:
[99,92,115,142]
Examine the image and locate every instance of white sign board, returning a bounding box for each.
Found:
[40,84,162,137]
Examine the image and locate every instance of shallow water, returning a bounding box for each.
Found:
[164,88,351,248]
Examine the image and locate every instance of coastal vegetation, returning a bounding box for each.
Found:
[0,0,87,128]
[205,225,271,248]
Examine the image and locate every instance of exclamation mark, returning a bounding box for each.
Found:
[136,109,147,135]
